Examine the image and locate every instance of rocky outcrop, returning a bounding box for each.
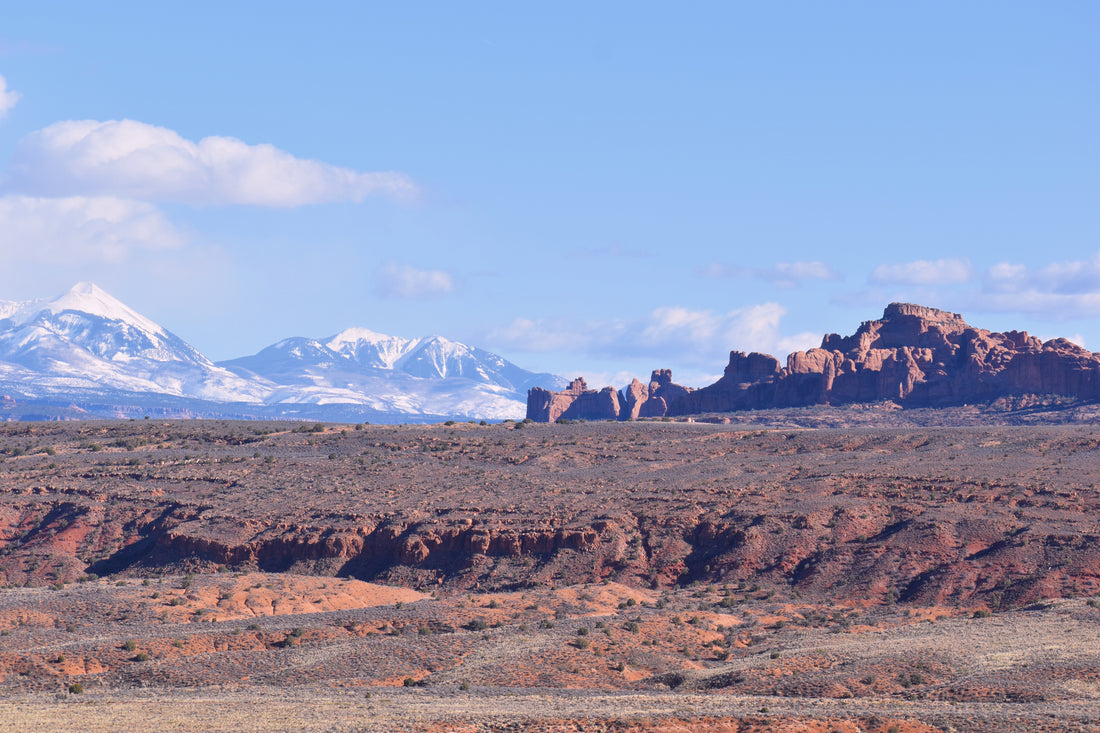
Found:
[529,371,694,422]
[637,369,693,418]
[527,378,621,422]
[529,303,1100,420]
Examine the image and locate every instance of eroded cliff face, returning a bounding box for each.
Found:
[527,378,622,422]
[685,303,1100,414]
[529,371,694,422]
[2,421,1099,610]
[529,303,1100,420]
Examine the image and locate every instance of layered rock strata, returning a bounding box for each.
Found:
[528,303,1100,420]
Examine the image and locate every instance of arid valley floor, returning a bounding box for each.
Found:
[1,407,1099,731]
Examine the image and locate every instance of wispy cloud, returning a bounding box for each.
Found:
[0,195,186,264]
[376,262,456,300]
[6,119,417,207]
[490,302,820,368]
[0,74,20,118]
[869,258,973,286]
[699,260,840,288]
[974,253,1100,319]
[987,253,1100,296]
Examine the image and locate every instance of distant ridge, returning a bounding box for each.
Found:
[528,303,1100,421]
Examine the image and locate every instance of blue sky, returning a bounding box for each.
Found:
[0,2,1097,386]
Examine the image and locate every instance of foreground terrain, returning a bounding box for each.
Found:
[0,413,1099,730]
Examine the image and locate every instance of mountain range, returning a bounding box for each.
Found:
[0,283,565,422]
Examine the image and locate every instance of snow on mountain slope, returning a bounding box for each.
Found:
[220,328,566,419]
[0,283,566,421]
[0,283,270,402]
[326,328,414,368]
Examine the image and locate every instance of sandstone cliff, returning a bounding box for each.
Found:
[527,303,1100,420]
[529,371,694,421]
[527,377,622,422]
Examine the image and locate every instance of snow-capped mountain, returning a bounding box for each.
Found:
[0,283,269,402]
[219,328,566,419]
[0,283,564,421]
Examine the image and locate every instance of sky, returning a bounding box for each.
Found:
[0,2,1097,388]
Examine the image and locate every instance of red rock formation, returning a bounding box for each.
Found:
[527,377,621,422]
[675,303,1100,415]
[636,370,693,418]
[621,378,649,420]
[530,304,1100,420]
[530,371,693,421]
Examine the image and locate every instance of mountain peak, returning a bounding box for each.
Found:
[46,282,165,336]
[328,327,405,348]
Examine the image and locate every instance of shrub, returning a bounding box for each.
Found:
[134,652,151,662]
[122,639,137,652]
[972,609,992,618]
[68,683,84,694]
[573,637,590,650]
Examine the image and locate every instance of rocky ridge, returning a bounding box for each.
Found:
[527,303,1100,421]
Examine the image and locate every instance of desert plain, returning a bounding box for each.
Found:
[0,406,1099,731]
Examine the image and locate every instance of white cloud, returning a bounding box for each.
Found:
[700,260,840,288]
[489,302,812,369]
[0,195,186,264]
[7,119,417,207]
[0,74,19,118]
[376,262,455,299]
[777,331,824,354]
[974,253,1100,319]
[870,258,973,286]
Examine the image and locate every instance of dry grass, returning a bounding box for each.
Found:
[1,417,1100,730]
